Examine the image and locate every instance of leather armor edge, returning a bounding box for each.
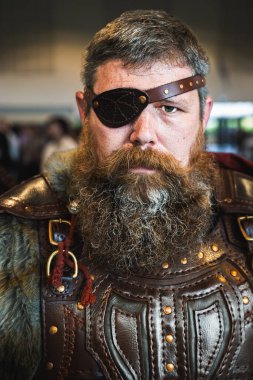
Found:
[216,167,253,213]
[0,175,68,219]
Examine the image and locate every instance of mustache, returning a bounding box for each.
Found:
[94,147,190,179]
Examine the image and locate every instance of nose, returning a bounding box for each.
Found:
[129,109,157,148]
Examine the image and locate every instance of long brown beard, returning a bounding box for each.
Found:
[72,127,217,274]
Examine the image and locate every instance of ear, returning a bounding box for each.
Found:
[202,96,213,131]
[76,90,88,125]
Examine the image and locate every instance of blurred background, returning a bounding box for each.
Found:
[0,0,253,191]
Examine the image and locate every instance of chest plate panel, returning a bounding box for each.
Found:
[87,257,251,380]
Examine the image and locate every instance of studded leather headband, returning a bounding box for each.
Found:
[89,74,205,128]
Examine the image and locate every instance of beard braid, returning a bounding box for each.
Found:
[72,126,217,274]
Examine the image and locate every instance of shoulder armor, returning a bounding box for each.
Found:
[0,175,69,219]
[216,167,253,214]
[213,152,253,177]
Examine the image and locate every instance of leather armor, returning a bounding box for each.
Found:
[1,160,253,380]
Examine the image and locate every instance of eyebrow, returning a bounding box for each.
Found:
[154,95,191,107]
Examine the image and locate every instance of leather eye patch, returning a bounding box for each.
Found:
[90,74,205,128]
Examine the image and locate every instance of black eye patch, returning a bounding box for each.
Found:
[90,74,205,128]
[92,88,149,128]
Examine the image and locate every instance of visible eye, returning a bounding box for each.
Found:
[162,105,177,113]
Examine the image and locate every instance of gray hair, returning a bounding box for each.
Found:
[82,10,210,117]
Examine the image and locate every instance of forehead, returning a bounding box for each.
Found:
[93,59,194,95]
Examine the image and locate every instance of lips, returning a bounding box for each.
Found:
[130,167,157,174]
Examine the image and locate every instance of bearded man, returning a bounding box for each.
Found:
[1,9,253,380]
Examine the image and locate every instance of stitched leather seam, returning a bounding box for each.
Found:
[65,305,85,329]
[134,254,225,277]
[113,307,141,378]
[159,294,167,378]
[110,272,216,294]
[197,309,204,376]
[228,283,244,370]
[135,313,145,380]
[98,288,119,379]
[217,286,239,375]
[86,285,113,379]
[42,300,48,362]
[182,296,188,376]
[149,296,157,378]
[198,302,223,375]
[57,306,75,380]
[173,292,179,375]
[182,285,226,378]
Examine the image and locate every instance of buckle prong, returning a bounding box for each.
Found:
[48,219,71,246]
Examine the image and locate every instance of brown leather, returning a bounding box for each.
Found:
[215,167,253,213]
[0,175,68,219]
[38,216,253,379]
[90,74,205,128]
[37,220,104,380]
[36,166,253,379]
[146,74,205,102]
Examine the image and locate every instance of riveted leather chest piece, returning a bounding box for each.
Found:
[35,167,253,379]
[37,215,253,380]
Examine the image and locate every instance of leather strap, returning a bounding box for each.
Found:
[146,74,205,102]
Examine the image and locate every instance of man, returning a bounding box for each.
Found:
[1,9,253,380]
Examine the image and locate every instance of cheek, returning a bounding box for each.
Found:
[89,115,129,158]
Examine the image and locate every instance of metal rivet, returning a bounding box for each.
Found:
[189,81,193,86]
[165,334,174,343]
[179,84,184,89]
[211,244,219,252]
[196,80,199,84]
[47,362,54,370]
[162,261,169,269]
[198,252,204,259]
[181,257,188,265]
[217,274,226,283]
[166,363,175,372]
[57,285,65,293]
[49,326,58,335]
[164,89,169,94]
[223,197,232,203]
[90,275,95,281]
[164,306,172,315]
[139,95,147,104]
[243,296,249,305]
[93,100,99,108]
[230,270,238,277]
[77,302,85,310]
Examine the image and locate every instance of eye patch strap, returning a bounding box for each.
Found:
[146,74,205,102]
[90,74,205,128]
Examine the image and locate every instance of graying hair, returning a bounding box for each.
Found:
[82,9,210,117]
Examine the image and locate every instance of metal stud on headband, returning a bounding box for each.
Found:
[90,75,205,128]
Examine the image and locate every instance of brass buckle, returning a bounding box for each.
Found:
[46,249,78,278]
[48,219,71,246]
[237,216,253,241]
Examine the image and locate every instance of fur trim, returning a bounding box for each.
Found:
[44,149,77,201]
[0,215,41,379]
